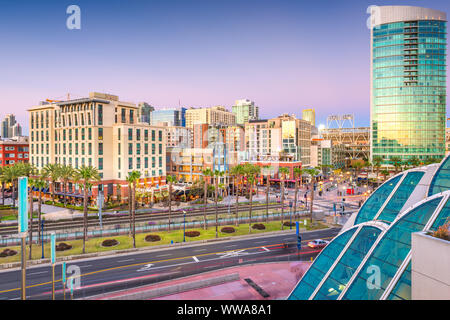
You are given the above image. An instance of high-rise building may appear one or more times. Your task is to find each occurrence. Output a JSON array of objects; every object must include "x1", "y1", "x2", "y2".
[
  {"x1": 1, "y1": 114, "x2": 22, "y2": 138},
  {"x1": 370, "y1": 6, "x2": 447, "y2": 163},
  {"x1": 232, "y1": 99, "x2": 259, "y2": 125},
  {"x1": 138, "y1": 102, "x2": 154, "y2": 124},
  {"x1": 28, "y1": 92, "x2": 166, "y2": 201},
  {"x1": 244, "y1": 114, "x2": 311, "y2": 165},
  {"x1": 151, "y1": 107, "x2": 186, "y2": 127},
  {"x1": 302, "y1": 108, "x2": 316, "y2": 127},
  {"x1": 0, "y1": 136, "x2": 29, "y2": 167},
  {"x1": 185, "y1": 106, "x2": 236, "y2": 129}
]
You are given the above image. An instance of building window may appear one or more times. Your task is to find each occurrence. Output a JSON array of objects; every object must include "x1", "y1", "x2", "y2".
[
  {"x1": 137, "y1": 143, "x2": 141, "y2": 155},
  {"x1": 129, "y1": 110, "x2": 134, "y2": 124},
  {"x1": 118, "y1": 128, "x2": 121, "y2": 140},
  {"x1": 81, "y1": 128, "x2": 85, "y2": 140},
  {"x1": 159, "y1": 144, "x2": 162, "y2": 154},
  {"x1": 144, "y1": 143, "x2": 148, "y2": 155},
  {"x1": 98, "y1": 128, "x2": 103, "y2": 140},
  {"x1": 118, "y1": 143, "x2": 121, "y2": 155},
  {"x1": 118, "y1": 158, "x2": 121, "y2": 170},
  {"x1": 128, "y1": 128, "x2": 133, "y2": 140},
  {"x1": 88, "y1": 143, "x2": 92, "y2": 155},
  {"x1": 144, "y1": 130, "x2": 148, "y2": 141},
  {"x1": 98, "y1": 158, "x2": 103, "y2": 170},
  {"x1": 89, "y1": 128, "x2": 92, "y2": 140},
  {"x1": 98, "y1": 104, "x2": 103, "y2": 125},
  {"x1": 128, "y1": 143, "x2": 133, "y2": 155},
  {"x1": 145, "y1": 157, "x2": 148, "y2": 169},
  {"x1": 121, "y1": 109, "x2": 126, "y2": 123},
  {"x1": 137, "y1": 157, "x2": 141, "y2": 169},
  {"x1": 129, "y1": 157, "x2": 133, "y2": 169},
  {"x1": 159, "y1": 130, "x2": 162, "y2": 141},
  {"x1": 152, "y1": 144, "x2": 155, "y2": 154},
  {"x1": 136, "y1": 129, "x2": 140, "y2": 141},
  {"x1": 99, "y1": 143, "x2": 103, "y2": 155},
  {"x1": 152, "y1": 130, "x2": 155, "y2": 141}
]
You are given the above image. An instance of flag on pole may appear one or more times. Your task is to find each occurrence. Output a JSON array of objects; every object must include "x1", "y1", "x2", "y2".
[{"x1": 51, "y1": 233, "x2": 56, "y2": 264}]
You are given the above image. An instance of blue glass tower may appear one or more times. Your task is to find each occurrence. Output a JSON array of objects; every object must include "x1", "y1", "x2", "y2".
[{"x1": 370, "y1": 6, "x2": 447, "y2": 164}]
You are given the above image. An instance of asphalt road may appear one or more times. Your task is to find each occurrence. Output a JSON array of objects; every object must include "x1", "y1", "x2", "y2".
[{"x1": 0, "y1": 227, "x2": 341, "y2": 300}]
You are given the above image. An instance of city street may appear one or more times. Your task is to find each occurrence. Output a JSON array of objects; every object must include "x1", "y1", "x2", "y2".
[{"x1": 0, "y1": 227, "x2": 341, "y2": 300}]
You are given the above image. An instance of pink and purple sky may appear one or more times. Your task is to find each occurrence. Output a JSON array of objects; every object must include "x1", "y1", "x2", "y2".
[{"x1": 1, "y1": 0, "x2": 449, "y2": 134}]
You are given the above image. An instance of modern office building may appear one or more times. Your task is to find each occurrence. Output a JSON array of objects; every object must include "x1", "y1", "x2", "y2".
[
  {"x1": 151, "y1": 107, "x2": 186, "y2": 127},
  {"x1": 0, "y1": 136, "x2": 29, "y2": 167},
  {"x1": 28, "y1": 92, "x2": 166, "y2": 201},
  {"x1": 370, "y1": 6, "x2": 447, "y2": 164},
  {"x1": 232, "y1": 99, "x2": 259, "y2": 125},
  {"x1": 185, "y1": 106, "x2": 236, "y2": 129},
  {"x1": 138, "y1": 102, "x2": 154, "y2": 124},
  {"x1": 244, "y1": 114, "x2": 311, "y2": 165},
  {"x1": 163, "y1": 125, "x2": 192, "y2": 148},
  {"x1": 288, "y1": 155, "x2": 450, "y2": 300},
  {"x1": 1, "y1": 114, "x2": 22, "y2": 139},
  {"x1": 302, "y1": 109, "x2": 316, "y2": 127}
]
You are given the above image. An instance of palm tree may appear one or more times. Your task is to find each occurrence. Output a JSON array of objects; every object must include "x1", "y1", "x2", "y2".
[
  {"x1": 30, "y1": 176, "x2": 47, "y2": 253},
  {"x1": 42, "y1": 163, "x2": 61, "y2": 204},
  {"x1": 304, "y1": 168, "x2": 320, "y2": 223},
  {"x1": 126, "y1": 174, "x2": 134, "y2": 236},
  {"x1": 279, "y1": 167, "x2": 290, "y2": 230},
  {"x1": 390, "y1": 156, "x2": 402, "y2": 174},
  {"x1": 0, "y1": 167, "x2": 5, "y2": 206},
  {"x1": 408, "y1": 156, "x2": 420, "y2": 168},
  {"x1": 293, "y1": 167, "x2": 303, "y2": 220},
  {"x1": 262, "y1": 165, "x2": 272, "y2": 222},
  {"x1": 213, "y1": 170, "x2": 224, "y2": 238},
  {"x1": 372, "y1": 156, "x2": 382, "y2": 185},
  {"x1": 230, "y1": 165, "x2": 243, "y2": 227},
  {"x1": 166, "y1": 175, "x2": 176, "y2": 232},
  {"x1": 244, "y1": 164, "x2": 260, "y2": 233},
  {"x1": 1, "y1": 165, "x2": 21, "y2": 209},
  {"x1": 126, "y1": 171, "x2": 141, "y2": 248},
  {"x1": 75, "y1": 166, "x2": 100, "y2": 254},
  {"x1": 381, "y1": 169, "x2": 390, "y2": 181},
  {"x1": 201, "y1": 168, "x2": 213, "y2": 230},
  {"x1": 59, "y1": 165, "x2": 75, "y2": 207}
]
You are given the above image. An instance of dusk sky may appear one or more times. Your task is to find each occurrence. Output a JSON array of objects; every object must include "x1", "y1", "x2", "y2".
[{"x1": 1, "y1": 0, "x2": 449, "y2": 134}]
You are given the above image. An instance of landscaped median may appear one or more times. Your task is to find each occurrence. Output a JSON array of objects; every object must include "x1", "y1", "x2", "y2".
[{"x1": 0, "y1": 220, "x2": 328, "y2": 264}]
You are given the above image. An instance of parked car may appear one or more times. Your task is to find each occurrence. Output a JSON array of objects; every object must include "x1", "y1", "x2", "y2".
[{"x1": 307, "y1": 239, "x2": 329, "y2": 249}]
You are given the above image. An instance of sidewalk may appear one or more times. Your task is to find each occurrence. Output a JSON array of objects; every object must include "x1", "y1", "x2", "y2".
[{"x1": 93, "y1": 261, "x2": 311, "y2": 300}]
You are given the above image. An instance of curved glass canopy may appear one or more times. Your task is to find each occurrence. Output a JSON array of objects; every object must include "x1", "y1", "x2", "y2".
[{"x1": 428, "y1": 156, "x2": 450, "y2": 196}]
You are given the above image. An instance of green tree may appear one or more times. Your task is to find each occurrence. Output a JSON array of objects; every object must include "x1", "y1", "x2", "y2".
[
  {"x1": 372, "y1": 156, "x2": 382, "y2": 185},
  {"x1": 213, "y1": 170, "x2": 224, "y2": 238},
  {"x1": 390, "y1": 156, "x2": 402, "y2": 174},
  {"x1": 42, "y1": 163, "x2": 61, "y2": 204},
  {"x1": 127, "y1": 171, "x2": 141, "y2": 247},
  {"x1": 59, "y1": 165, "x2": 75, "y2": 207},
  {"x1": 244, "y1": 164, "x2": 260, "y2": 233},
  {"x1": 75, "y1": 166, "x2": 101, "y2": 254},
  {"x1": 166, "y1": 175, "x2": 177, "y2": 233},
  {"x1": 230, "y1": 165, "x2": 244, "y2": 227},
  {"x1": 408, "y1": 156, "x2": 420, "y2": 168},
  {"x1": 262, "y1": 165, "x2": 273, "y2": 222},
  {"x1": 201, "y1": 168, "x2": 213, "y2": 230},
  {"x1": 304, "y1": 168, "x2": 320, "y2": 223},
  {"x1": 1, "y1": 164, "x2": 21, "y2": 209},
  {"x1": 279, "y1": 167, "x2": 290, "y2": 230},
  {"x1": 293, "y1": 167, "x2": 303, "y2": 220},
  {"x1": 29, "y1": 175, "x2": 47, "y2": 254}
]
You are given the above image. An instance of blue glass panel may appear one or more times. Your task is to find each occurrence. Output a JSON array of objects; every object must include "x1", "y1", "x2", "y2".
[
  {"x1": 355, "y1": 175, "x2": 402, "y2": 225},
  {"x1": 428, "y1": 156, "x2": 450, "y2": 196},
  {"x1": 387, "y1": 263, "x2": 411, "y2": 300},
  {"x1": 342, "y1": 197, "x2": 442, "y2": 300},
  {"x1": 288, "y1": 228, "x2": 356, "y2": 300},
  {"x1": 377, "y1": 172, "x2": 424, "y2": 223},
  {"x1": 313, "y1": 226, "x2": 381, "y2": 300},
  {"x1": 430, "y1": 198, "x2": 450, "y2": 231}
]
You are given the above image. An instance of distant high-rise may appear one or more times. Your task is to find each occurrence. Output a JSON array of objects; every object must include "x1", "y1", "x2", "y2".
[
  {"x1": 370, "y1": 6, "x2": 447, "y2": 163},
  {"x1": 151, "y1": 107, "x2": 186, "y2": 127},
  {"x1": 1, "y1": 114, "x2": 22, "y2": 138},
  {"x1": 138, "y1": 102, "x2": 154, "y2": 124},
  {"x1": 302, "y1": 109, "x2": 315, "y2": 127},
  {"x1": 232, "y1": 99, "x2": 259, "y2": 125},
  {"x1": 185, "y1": 106, "x2": 236, "y2": 129}
]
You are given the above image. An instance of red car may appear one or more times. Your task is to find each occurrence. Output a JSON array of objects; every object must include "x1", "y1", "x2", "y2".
[{"x1": 307, "y1": 239, "x2": 329, "y2": 249}]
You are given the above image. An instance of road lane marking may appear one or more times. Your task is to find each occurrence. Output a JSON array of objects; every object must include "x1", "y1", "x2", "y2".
[
  {"x1": 0, "y1": 234, "x2": 336, "y2": 295},
  {"x1": 28, "y1": 271, "x2": 48, "y2": 276},
  {"x1": 155, "y1": 253, "x2": 171, "y2": 257},
  {"x1": 117, "y1": 259, "x2": 134, "y2": 263},
  {"x1": 261, "y1": 247, "x2": 270, "y2": 252},
  {"x1": 194, "y1": 249, "x2": 206, "y2": 252},
  {"x1": 192, "y1": 256, "x2": 199, "y2": 262},
  {"x1": 80, "y1": 265, "x2": 92, "y2": 268}
]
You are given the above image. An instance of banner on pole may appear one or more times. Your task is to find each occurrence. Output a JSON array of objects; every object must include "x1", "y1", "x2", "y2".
[
  {"x1": 62, "y1": 262, "x2": 66, "y2": 284},
  {"x1": 51, "y1": 233, "x2": 56, "y2": 264},
  {"x1": 18, "y1": 177, "x2": 28, "y2": 233}
]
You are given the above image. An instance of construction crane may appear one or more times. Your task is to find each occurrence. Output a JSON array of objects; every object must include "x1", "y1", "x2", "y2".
[{"x1": 45, "y1": 93, "x2": 72, "y2": 103}]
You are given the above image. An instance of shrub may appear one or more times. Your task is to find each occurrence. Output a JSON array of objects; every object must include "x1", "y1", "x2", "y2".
[
  {"x1": 185, "y1": 231, "x2": 200, "y2": 237},
  {"x1": 55, "y1": 243, "x2": 72, "y2": 252},
  {"x1": 252, "y1": 223, "x2": 266, "y2": 230},
  {"x1": 221, "y1": 227, "x2": 236, "y2": 234},
  {"x1": 145, "y1": 234, "x2": 161, "y2": 242},
  {"x1": 283, "y1": 222, "x2": 296, "y2": 227},
  {"x1": 101, "y1": 239, "x2": 119, "y2": 247},
  {"x1": 432, "y1": 223, "x2": 450, "y2": 241},
  {"x1": 0, "y1": 248, "x2": 17, "y2": 258}
]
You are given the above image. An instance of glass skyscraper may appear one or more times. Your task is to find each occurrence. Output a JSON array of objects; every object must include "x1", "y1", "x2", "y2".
[
  {"x1": 151, "y1": 107, "x2": 186, "y2": 127},
  {"x1": 370, "y1": 6, "x2": 447, "y2": 163}
]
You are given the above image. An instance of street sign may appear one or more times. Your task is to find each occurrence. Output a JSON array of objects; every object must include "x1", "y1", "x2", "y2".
[
  {"x1": 18, "y1": 177, "x2": 28, "y2": 233},
  {"x1": 50, "y1": 233, "x2": 56, "y2": 264}
]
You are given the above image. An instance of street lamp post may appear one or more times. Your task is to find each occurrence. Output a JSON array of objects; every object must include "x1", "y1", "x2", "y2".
[{"x1": 41, "y1": 219, "x2": 45, "y2": 259}]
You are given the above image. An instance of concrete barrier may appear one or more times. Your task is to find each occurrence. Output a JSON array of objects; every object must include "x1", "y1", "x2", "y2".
[{"x1": 106, "y1": 273, "x2": 240, "y2": 300}]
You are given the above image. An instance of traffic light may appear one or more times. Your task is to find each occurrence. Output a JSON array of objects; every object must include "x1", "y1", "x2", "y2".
[{"x1": 297, "y1": 234, "x2": 302, "y2": 250}]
